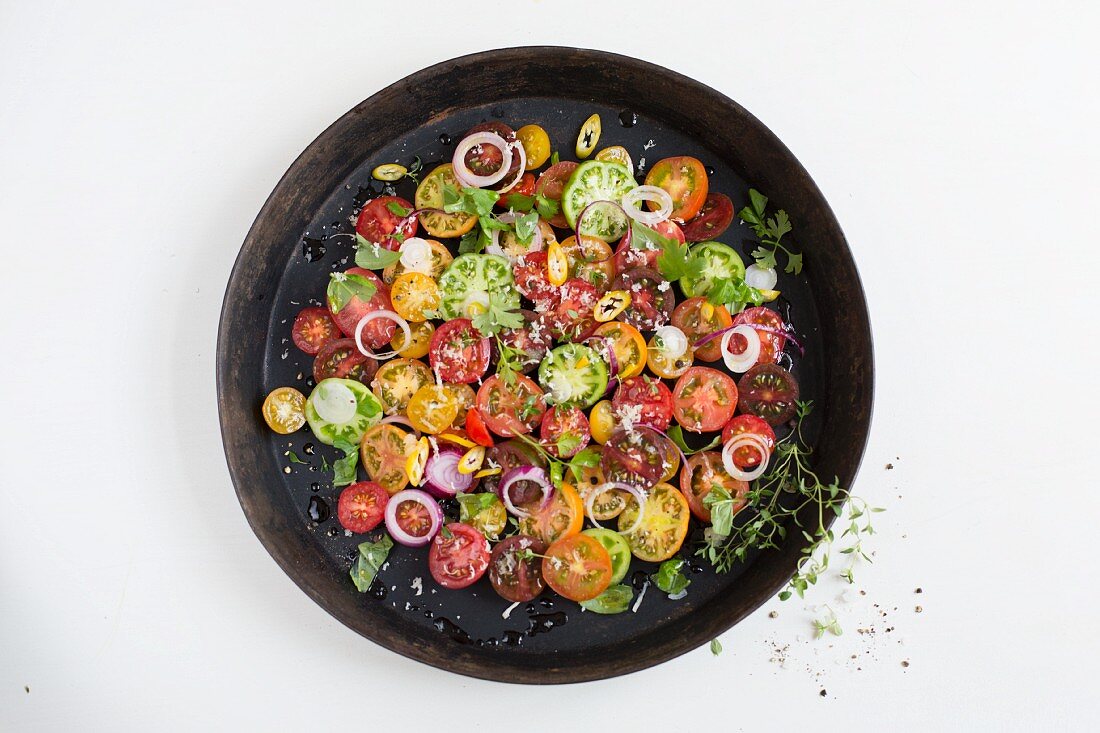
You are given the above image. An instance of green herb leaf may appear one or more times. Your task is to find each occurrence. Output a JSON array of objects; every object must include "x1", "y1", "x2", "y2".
[
  {"x1": 326, "y1": 272, "x2": 377, "y2": 313},
  {"x1": 567, "y1": 446, "x2": 602, "y2": 482},
  {"x1": 332, "y1": 439, "x2": 359, "y2": 487},
  {"x1": 287, "y1": 451, "x2": 307, "y2": 465},
  {"x1": 471, "y1": 293, "x2": 525, "y2": 337},
  {"x1": 710, "y1": 639, "x2": 723, "y2": 656},
  {"x1": 632, "y1": 220, "x2": 703, "y2": 282},
  {"x1": 444, "y1": 185, "x2": 500, "y2": 217},
  {"x1": 654, "y1": 558, "x2": 691, "y2": 596},
  {"x1": 457, "y1": 492, "x2": 500, "y2": 523},
  {"x1": 354, "y1": 234, "x2": 402, "y2": 269},
  {"x1": 350, "y1": 535, "x2": 392, "y2": 592},
  {"x1": 579, "y1": 584, "x2": 633, "y2": 614},
  {"x1": 748, "y1": 189, "x2": 768, "y2": 217},
  {"x1": 667, "y1": 425, "x2": 722, "y2": 456},
  {"x1": 385, "y1": 200, "x2": 411, "y2": 217},
  {"x1": 513, "y1": 212, "x2": 539, "y2": 245},
  {"x1": 535, "y1": 194, "x2": 560, "y2": 220},
  {"x1": 458, "y1": 228, "x2": 484, "y2": 254},
  {"x1": 549, "y1": 461, "x2": 564, "y2": 488},
  {"x1": 500, "y1": 192, "x2": 536, "y2": 212},
  {"x1": 707, "y1": 276, "x2": 765, "y2": 312},
  {"x1": 550, "y1": 151, "x2": 560, "y2": 165}
]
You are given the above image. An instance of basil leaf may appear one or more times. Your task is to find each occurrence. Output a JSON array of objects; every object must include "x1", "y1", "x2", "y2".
[
  {"x1": 513, "y1": 212, "x2": 539, "y2": 245},
  {"x1": 703, "y1": 485, "x2": 736, "y2": 536},
  {"x1": 332, "y1": 439, "x2": 359, "y2": 487},
  {"x1": 567, "y1": 446, "x2": 602, "y2": 482},
  {"x1": 326, "y1": 272, "x2": 376, "y2": 313},
  {"x1": 354, "y1": 234, "x2": 402, "y2": 269},
  {"x1": 350, "y1": 535, "x2": 392, "y2": 592},
  {"x1": 710, "y1": 639, "x2": 723, "y2": 656},
  {"x1": 580, "y1": 584, "x2": 633, "y2": 614},
  {"x1": 654, "y1": 558, "x2": 691, "y2": 596},
  {"x1": 385, "y1": 200, "x2": 410, "y2": 217},
  {"x1": 748, "y1": 188, "x2": 768, "y2": 217}
]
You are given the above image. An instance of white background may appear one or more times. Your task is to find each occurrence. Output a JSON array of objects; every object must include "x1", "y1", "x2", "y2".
[{"x1": 2, "y1": 1, "x2": 1098, "y2": 730}]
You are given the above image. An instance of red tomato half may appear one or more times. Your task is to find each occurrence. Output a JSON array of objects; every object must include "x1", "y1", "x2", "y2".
[
  {"x1": 292, "y1": 306, "x2": 341, "y2": 355},
  {"x1": 644, "y1": 156, "x2": 709, "y2": 221},
  {"x1": 476, "y1": 375, "x2": 547, "y2": 437},
  {"x1": 336, "y1": 482, "x2": 389, "y2": 533},
  {"x1": 672, "y1": 366, "x2": 738, "y2": 433},
  {"x1": 536, "y1": 161, "x2": 579, "y2": 228},
  {"x1": 721, "y1": 414, "x2": 777, "y2": 468},
  {"x1": 429, "y1": 318, "x2": 490, "y2": 384},
  {"x1": 539, "y1": 406, "x2": 592, "y2": 459},
  {"x1": 489, "y1": 535, "x2": 547, "y2": 603},
  {"x1": 513, "y1": 251, "x2": 560, "y2": 308},
  {"x1": 312, "y1": 338, "x2": 378, "y2": 385},
  {"x1": 355, "y1": 196, "x2": 418, "y2": 252},
  {"x1": 681, "y1": 193, "x2": 735, "y2": 242},
  {"x1": 610, "y1": 268, "x2": 676, "y2": 331},
  {"x1": 330, "y1": 268, "x2": 396, "y2": 349},
  {"x1": 465, "y1": 409, "x2": 494, "y2": 447},
  {"x1": 612, "y1": 375, "x2": 674, "y2": 432},
  {"x1": 681, "y1": 452, "x2": 747, "y2": 522},
  {"x1": 499, "y1": 173, "x2": 537, "y2": 209},
  {"x1": 538, "y1": 278, "x2": 600, "y2": 342},
  {"x1": 429, "y1": 523, "x2": 491, "y2": 590}
]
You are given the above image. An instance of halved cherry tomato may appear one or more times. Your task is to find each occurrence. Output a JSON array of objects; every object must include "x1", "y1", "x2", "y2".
[
  {"x1": 721, "y1": 414, "x2": 777, "y2": 468},
  {"x1": 370, "y1": 357, "x2": 433, "y2": 415},
  {"x1": 539, "y1": 406, "x2": 591, "y2": 458},
  {"x1": 617, "y1": 482, "x2": 690, "y2": 562},
  {"x1": 682, "y1": 193, "x2": 735, "y2": 242},
  {"x1": 428, "y1": 318, "x2": 490, "y2": 384},
  {"x1": 646, "y1": 333, "x2": 694, "y2": 379},
  {"x1": 559, "y1": 234, "x2": 615, "y2": 289},
  {"x1": 337, "y1": 481, "x2": 389, "y2": 533},
  {"x1": 390, "y1": 272, "x2": 440, "y2": 323},
  {"x1": 359, "y1": 424, "x2": 416, "y2": 494},
  {"x1": 382, "y1": 239, "x2": 453, "y2": 284},
  {"x1": 672, "y1": 297, "x2": 733, "y2": 362},
  {"x1": 612, "y1": 375, "x2": 674, "y2": 432},
  {"x1": 672, "y1": 366, "x2": 739, "y2": 433},
  {"x1": 462, "y1": 122, "x2": 519, "y2": 184},
  {"x1": 465, "y1": 408, "x2": 494, "y2": 447},
  {"x1": 407, "y1": 384, "x2": 460, "y2": 434},
  {"x1": 535, "y1": 161, "x2": 579, "y2": 228},
  {"x1": 330, "y1": 268, "x2": 396, "y2": 349},
  {"x1": 516, "y1": 124, "x2": 551, "y2": 169},
  {"x1": 600, "y1": 427, "x2": 672, "y2": 489},
  {"x1": 428, "y1": 523, "x2": 491, "y2": 590},
  {"x1": 496, "y1": 309, "x2": 551, "y2": 374},
  {"x1": 313, "y1": 338, "x2": 378, "y2": 386},
  {"x1": 391, "y1": 491, "x2": 435, "y2": 539},
  {"x1": 681, "y1": 452, "x2": 748, "y2": 522},
  {"x1": 513, "y1": 251, "x2": 560, "y2": 308},
  {"x1": 392, "y1": 320, "x2": 434, "y2": 359},
  {"x1": 355, "y1": 196, "x2": 418, "y2": 251},
  {"x1": 475, "y1": 375, "x2": 546, "y2": 437},
  {"x1": 589, "y1": 400, "x2": 617, "y2": 445},
  {"x1": 415, "y1": 164, "x2": 478, "y2": 238},
  {"x1": 737, "y1": 363, "x2": 800, "y2": 426},
  {"x1": 489, "y1": 535, "x2": 547, "y2": 602},
  {"x1": 538, "y1": 279, "x2": 599, "y2": 342},
  {"x1": 541, "y1": 533, "x2": 613, "y2": 602},
  {"x1": 517, "y1": 482, "x2": 584, "y2": 545},
  {"x1": 291, "y1": 307, "x2": 341, "y2": 355},
  {"x1": 614, "y1": 219, "x2": 685, "y2": 272},
  {"x1": 592, "y1": 321, "x2": 647, "y2": 379},
  {"x1": 262, "y1": 387, "x2": 306, "y2": 434},
  {"x1": 731, "y1": 306, "x2": 788, "y2": 366},
  {"x1": 644, "y1": 156, "x2": 709, "y2": 221},
  {"x1": 448, "y1": 384, "x2": 476, "y2": 427},
  {"x1": 610, "y1": 268, "x2": 675, "y2": 331}
]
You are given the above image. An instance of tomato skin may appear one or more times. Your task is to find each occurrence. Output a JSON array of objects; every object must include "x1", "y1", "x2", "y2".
[
  {"x1": 612, "y1": 375, "x2": 674, "y2": 432},
  {"x1": 682, "y1": 193, "x2": 735, "y2": 242},
  {"x1": 370, "y1": 357, "x2": 433, "y2": 415},
  {"x1": 681, "y1": 452, "x2": 748, "y2": 522},
  {"x1": 731, "y1": 306, "x2": 787, "y2": 366},
  {"x1": 672, "y1": 366, "x2": 739, "y2": 433},
  {"x1": 517, "y1": 482, "x2": 584, "y2": 545},
  {"x1": 539, "y1": 406, "x2": 592, "y2": 459},
  {"x1": 644, "y1": 156, "x2": 709, "y2": 221},
  {"x1": 721, "y1": 414, "x2": 777, "y2": 467},
  {"x1": 428, "y1": 523, "x2": 491, "y2": 590},
  {"x1": 463, "y1": 122, "x2": 520, "y2": 185},
  {"x1": 465, "y1": 409, "x2": 494, "y2": 447},
  {"x1": 489, "y1": 535, "x2": 547, "y2": 603},
  {"x1": 355, "y1": 196, "x2": 417, "y2": 251},
  {"x1": 498, "y1": 172, "x2": 537, "y2": 209},
  {"x1": 475, "y1": 375, "x2": 546, "y2": 437},
  {"x1": 336, "y1": 481, "x2": 389, "y2": 533},
  {"x1": 429, "y1": 318, "x2": 490, "y2": 384},
  {"x1": 671, "y1": 297, "x2": 733, "y2": 363},
  {"x1": 614, "y1": 219, "x2": 684, "y2": 272},
  {"x1": 541, "y1": 534, "x2": 613, "y2": 602},
  {"x1": 312, "y1": 338, "x2": 379, "y2": 386},
  {"x1": 617, "y1": 482, "x2": 690, "y2": 562},
  {"x1": 331, "y1": 268, "x2": 396, "y2": 349},
  {"x1": 600, "y1": 427, "x2": 673, "y2": 489},
  {"x1": 536, "y1": 161, "x2": 579, "y2": 228},
  {"x1": 291, "y1": 307, "x2": 341, "y2": 355}
]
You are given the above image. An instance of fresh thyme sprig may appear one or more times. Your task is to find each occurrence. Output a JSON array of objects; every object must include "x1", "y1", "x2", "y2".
[{"x1": 698, "y1": 401, "x2": 883, "y2": 600}]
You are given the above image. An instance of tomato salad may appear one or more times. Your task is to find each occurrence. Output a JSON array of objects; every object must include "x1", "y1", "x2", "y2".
[{"x1": 263, "y1": 115, "x2": 805, "y2": 614}]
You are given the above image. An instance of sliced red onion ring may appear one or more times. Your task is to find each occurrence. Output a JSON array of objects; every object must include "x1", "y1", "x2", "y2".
[
  {"x1": 487, "y1": 210, "x2": 543, "y2": 259},
  {"x1": 584, "y1": 482, "x2": 648, "y2": 535},
  {"x1": 602, "y1": 375, "x2": 619, "y2": 398},
  {"x1": 745, "y1": 264, "x2": 778, "y2": 290},
  {"x1": 576, "y1": 200, "x2": 630, "y2": 243},
  {"x1": 384, "y1": 489, "x2": 443, "y2": 547},
  {"x1": 452, "y1": 132, "x2": 513, "y2": 188},
  {"x1": 720, "y1": 325, "x2": 761, "y2": 373},
  {"x1": 722, "y1": 433, "x2": 771, "y2": 481},
  {"x1": 695, "y1": 322, "x2": 803, "y2": 355},
  {"x1": 423, "y1": 448, "x2": 474, "y2": 498},
  {"x1": 354, "y1": 310, "x2": 412, "y2": 360},
  {"x1": 496, "y1": 141, "x2": 528, "y2": 194},
  {"x1": 498, "y1": 465, "x2": 553, "y2": 518},
  {"x1": 584, "y1": 336, "x2": 619, "y2": 375},
  {"x1": 621, "y1": 185, "x2": 673, "y2": 226}
]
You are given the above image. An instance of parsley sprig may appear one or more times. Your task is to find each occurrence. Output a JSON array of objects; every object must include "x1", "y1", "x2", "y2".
[
  {"x1": 698, "y1": 401, "x2": 883, "y2": 601},
  {"x1": 444, "y1": 184, "x2": 540, "y2": 254},
  {"x1": 470, "y1": 292, "x2": 525, "y2": 337},
  {"x1": 739, "y1": 189, "x2": 803, "y2": 274},
  {"x1": 629, "y1": 220, "x2": 705, "y2": 282}
]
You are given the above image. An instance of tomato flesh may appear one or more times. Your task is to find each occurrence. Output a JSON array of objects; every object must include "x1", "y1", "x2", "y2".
[
  {"x1": 737, "y1": 363, "x2": 800, "y2": 426},
  {"x1": 337, "y1": 481, "x2": 389, "y2": 533},
  {"x1": 429, "y1": 318, "x2": 491, "y2": 384},
  {"x1": 681, "y1": 452, "x2": 747, "y2": 522},
  {"x1": 644, "y1": 156, "x2": 709, "y2": 221},
  {"x1": 489, "y1": 535, "x2": 547, "y2": 603},
  {"x1": 682, "y1": 193, "x2": 735, "y2": 242},
  {"x1": 541, "y1": 534, "x2": 613, "y2": 602},
  {"x1": 539, "y1": 406, "x2": 592, "y2": 459},
  {"x1": 355, "y1": 196, "x2": 417, "y2": 251},
  {"x1": 536, "y1": 161, "x2": 579, "y2": 228},
  {"x1": 292, "y1": 307, "x2": 341, "y2": 355},
  {"x1": 313, "y1": 338, "x2": 378, "y2": 386},
  {"x1": 671, "y1": 297, "x2": 733, "y2": 363},
  {"x1": 612, "y1": 375, "x2": 674, "y2": 432},
  {"x1": 475, "y1": 375, "x2": 546, "y2": 437},
  {"x1": 672, "y1": 366, "x2": 738, "y2": 433},
  {"x1": 610, "y1": 268, "x2": 675, "y2": 331},
  {"x1": 721, "y1": 414, "x2": 777, "y2": 468},
  {"x1": 429, "y1": 523, "x2": 491, "y2": 590}
]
